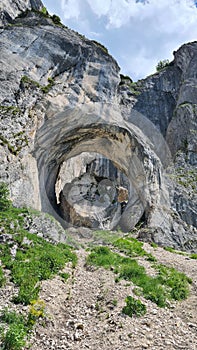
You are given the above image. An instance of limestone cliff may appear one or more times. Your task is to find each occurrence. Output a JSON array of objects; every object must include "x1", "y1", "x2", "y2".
[{"x1": 0, "y1": 0, "x2": 196, "y2": 251}]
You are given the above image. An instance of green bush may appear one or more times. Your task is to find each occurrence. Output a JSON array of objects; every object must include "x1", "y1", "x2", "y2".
[
  {"x1": 156, "y1": 59, "x2": 170, "y2": 72},
  {"x1": 122, "y1": 296, "x2": 146, "y2": 317},
  {"x1": 51, "y1": 14, "x2": 61, "y2": 24},
  {"x1": 0, "y1": 266, "x2": 5, "y2": 287},
  {"x1": 59, "y1": 272, "x2": 70, "y2": 282},
  {"x1": 113, "y1": 237, "x2": 145, "y2": 257},
  {"x1": 86, "y1": 246, "x2": 120, "y2": 268},
  {"x1": 1, "y1": 323, "x2": 27, "y2": 350},
  {"x1": 27, "y1": 299, "x2": 46, "y2": 327},
  {"x1": 0, "y1": 309, "x2": 25, "y2": 326},
  {"x1": 190, "y1": 254, "x2": 197, "y2": 259},
  {"x1": 155, "y1": 264, "x2": 191, "y2": 301},
  {"x1": 40, "y1": 6, "x2": 48, "y2": 15},
  {"x1": 0, "y1": 183, "x2": 11, "y2": 211}
]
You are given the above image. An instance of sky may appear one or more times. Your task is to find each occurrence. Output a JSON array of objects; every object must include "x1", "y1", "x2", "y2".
[{"x1": 42, "y1": 0, "x2": 197, "y2": 81}]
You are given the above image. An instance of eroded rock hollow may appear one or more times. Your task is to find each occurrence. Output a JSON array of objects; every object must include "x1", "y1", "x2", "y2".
[{"x1": 34, "y1": 104, "x2": 165, "y2": 232}]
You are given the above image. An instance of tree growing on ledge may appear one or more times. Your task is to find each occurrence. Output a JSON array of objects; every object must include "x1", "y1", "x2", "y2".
[{"x1": 156, "y1": 59, "x2": 170, "y2": 72}]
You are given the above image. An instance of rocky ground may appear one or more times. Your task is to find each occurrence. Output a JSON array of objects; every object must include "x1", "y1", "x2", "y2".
[{"x1": 18, "y1": 234, "x2": 197, "y2": 350}]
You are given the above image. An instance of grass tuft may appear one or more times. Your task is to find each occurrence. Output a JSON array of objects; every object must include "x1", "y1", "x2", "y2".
[
  {"x1": 86, "y1": 244, "x2": 191, "y2": 307},
  {"x1": 122, "y1": 296, "x2": 146, "y2": 317},
  {"x1": 190, "y1": 254, "x2": 197, "y2": 260}
]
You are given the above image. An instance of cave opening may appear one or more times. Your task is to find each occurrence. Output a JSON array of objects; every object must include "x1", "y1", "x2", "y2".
[
  {"x1": 34, "y1": 107, "x2": 155, "y2": 232},
  {"x1": 55, "y1": 152, "x2": 130, "y2": 230}
]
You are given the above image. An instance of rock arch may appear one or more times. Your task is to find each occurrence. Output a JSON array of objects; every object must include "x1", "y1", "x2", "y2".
[{"x1": 34, "y1": 103, "x2": 166, "y2": 231}]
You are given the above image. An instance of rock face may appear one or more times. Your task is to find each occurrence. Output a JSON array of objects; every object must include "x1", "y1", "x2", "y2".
[
  {"x1": 0, "y1": 0, "x2": 196, "y2": 251},
  {"x1": 0, "y1": 0, "x2": 43, "y2": 26}
]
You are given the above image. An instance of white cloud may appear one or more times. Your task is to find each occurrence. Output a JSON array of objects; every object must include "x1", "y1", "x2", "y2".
[
  {"x1": 54, "y1": 0, "x2": 197, "y2": 79},
  {"x1": 60, "y1": 0, "x2": 81, "y2": 19},
  {"x1": 85, "y1": 0, "x2": 197, "y2": 30},
  {"x1": 85, "y1": 0, "x2": 111, "y2": 17}
]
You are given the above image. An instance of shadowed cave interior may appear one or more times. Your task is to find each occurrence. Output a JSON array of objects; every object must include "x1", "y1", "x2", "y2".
[{"x1": 55, "y1": 152, "x2": 130, "y2": 230}]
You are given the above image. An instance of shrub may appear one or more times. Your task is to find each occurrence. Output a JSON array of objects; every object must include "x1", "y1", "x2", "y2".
[
  {"x1": 59, "y1": 272, "x2": 70, "y2": 282},
  {"x1": 0, "y1": 266, "x2": 5, "y2": 287},
  {"x1": 40, "y1": 6, "x2": 48, "y2": 16},
  {"x1": 51, "y1": 14, "x2": 61, "y2": 24},
  {"x1": 27, "y1": 299, "x2": 46, "y2": 327},
  {"x1": 0, "y1": 310, "x2": 28, "y2": 350},
  {"x1": 0, "y1": 183, "x2": 11, "y2": 211},
  {"x1": 0, "y1": 309, "x2": 25, "y2": 325},
  {"x1": 86, "y1": 246, "x2": 120, "y2": 268},
  {"x1": 122, "y1": 296, "x2": 146, "y2": 317},
  {"x1": 190, "y1": 254, "x2": 197, "y2": 259},
  {"x1": 91, "y1": 40, "x2": 108, "y2": 54},
  {"x1": 1, "y1": 323, "x2": 27, "y2": 350},
  {"x1": 164, "y1": 246, "x2": 176, "y2": 253},
  {"x1": 156, "y1": 59, "x2": 170, "y2": 72}
]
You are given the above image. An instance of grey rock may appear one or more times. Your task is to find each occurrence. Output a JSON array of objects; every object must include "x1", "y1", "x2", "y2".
[
  {"x1": 23, "y1": 211, "x2": 67, "y2": 243},
  {"x1": 0, "y1": 0, "x2": 43, "y2": 26},
  {"x1": 0, "y1": 4, "x2": 196, "y2": 251}
]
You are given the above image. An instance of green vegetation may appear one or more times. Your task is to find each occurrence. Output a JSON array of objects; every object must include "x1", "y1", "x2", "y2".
[
  {"x1": 119, "y1": 74, "x2": 141, "y2": 95},
  {"x1": 0, "y1": 183, "x2": 76, "y2": 305},
  {"x1": 113, "y1": 237, "x2": 156, "y2": 261},
  {"x1": 21, "y1": 75, "x2": 40, "y2": 88},
  {"x1": 1, "y1": 323, "x2": 27, "y2": 350},
  {"x1": 0, "y1": 301, "x2": 46, "y2": 350},
  {"x1": 122, "y1": 296, "x2": 146, "y2": 317},
  {"x1": 10, "y1": 242, "x2": 73, "y2": 304},
  {"x1": 0, "y1": 105, "x2": 20, "y2": 115},
  {"x1": 0, "y1": 182, "x2": 11, "y2": 211},
  {"x1": 0, "y1": 135, "x2": 17, "y2": 155},
  {"x1": 51, "y1": 14, "x2": 61, "y2": 25},
  {"x1": 164, "y1": 246, "x2": 175, "y2": 253},
  {"x1": 21, "y1": 76, "x2": 55, "y2": 94},
  {"x1": 40, "y1": 6, "x2": 48, "y2": 16},
  {"x1": 164, "y1": 246, "x2": 187, "y2": 256},
  {"x1": 91, "y1": 40, "x2": 108, "y2": 54},
  {"x1": 150, "y1": 242, "x2": 158, "y2": 248},
  {"x1": 0, "y1": 183, "x2": 77, "y2": 348},
  {"x1": 0, "y1": 131, "x2": 28, "y2": 156},
  {"x1": 0, "y1": 265, "x2": 5, "y2": 287},
  {"x1": 171, "y1": 167, "x2": 197, "y2": 192},
  {"x1": 156, "y1": 59, "x2": 170, "y2": 72},
  {"x1": 86, "y1": 244, "x2": 191, "y2": 308},
  {"x1": 17, "y1": 6, "x2": 63, "y2": 26},
  {"x1": 190, "y1": 254, "x2": 197, "y2": 259},
  {"x1": 27, "y1": 299, "x2": 46, "y2": 326},
  {"x1": 0, "y1": 309, "x2": 28, "y2": 350},
  {"x1": 112, "y1": 299, "x2": 118, "y2": 306},
  {"x1": 41, "y1": 77, "x2": 55, "y2": 93},
  {"x1": 59, "y1": 272, "x2": 70, "y2": 282}
]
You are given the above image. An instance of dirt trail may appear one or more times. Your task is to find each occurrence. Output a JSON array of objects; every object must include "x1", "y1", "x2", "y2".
[{"x1": 27, "y1": 243, "x2": 197, "y2": 350}]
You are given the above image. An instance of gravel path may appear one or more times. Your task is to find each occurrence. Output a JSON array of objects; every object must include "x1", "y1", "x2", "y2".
[{"x1": 25, "y1": 245, "x2": 197, "y2": 350}]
